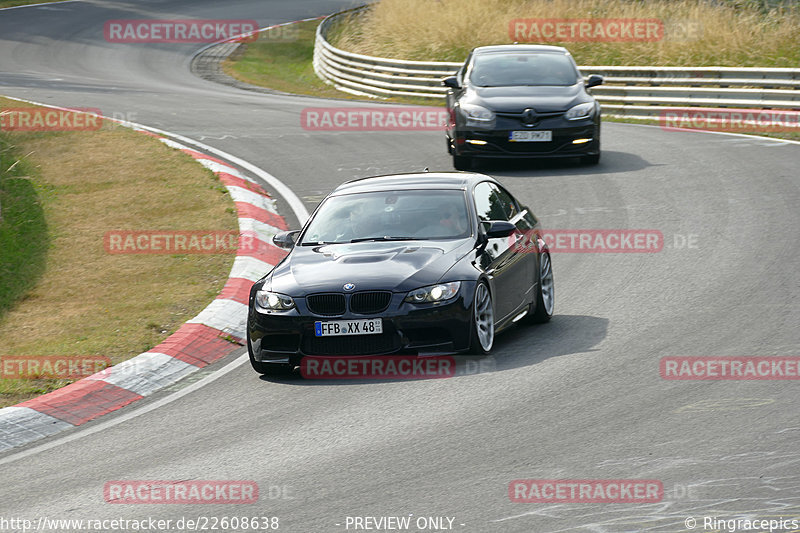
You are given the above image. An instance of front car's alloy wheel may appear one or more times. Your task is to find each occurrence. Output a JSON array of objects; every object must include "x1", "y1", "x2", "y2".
[
  {"x1": 530, "y1": 250, "x2": 554, "y2": 323},
  {"x1": 469, "y1": 282, "x2": 494, "y2": 354}
]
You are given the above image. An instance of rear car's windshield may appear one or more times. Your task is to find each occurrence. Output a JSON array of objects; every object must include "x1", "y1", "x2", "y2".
[
  {"x1": 301, "y1": 189, "x2": 471, "y2": 244},
  {"x1": 470, "y1": 52, "x2": 579, "y2": 87}
]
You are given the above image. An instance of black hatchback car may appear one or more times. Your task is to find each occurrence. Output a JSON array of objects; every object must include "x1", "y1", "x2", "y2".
[
  {"x1": 247, "y1": 172, "x2": 554, "y2": 376},
  {"x1": 443, "y1": 45, "x2": 603, "y2": 169}
]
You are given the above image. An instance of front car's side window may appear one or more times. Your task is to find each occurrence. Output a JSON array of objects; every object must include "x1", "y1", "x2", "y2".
[{"x1": 474, "y1": 182, "x2": 511, "y2": 222}]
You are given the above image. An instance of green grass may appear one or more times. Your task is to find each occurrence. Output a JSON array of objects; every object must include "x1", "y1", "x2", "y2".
[
  {"x1": 0, "y1": 0, "x2": 65, "y2": 8},
  {"x1": 0, "y1": 99, "x2": 238, "y2": 407},
  {"x1": 223, "y1": 19, "x2": 439, "y2": 106},
  {"x1": 0, "y1": 134, "x2": 49, "y2": 316},
  {"x1": 331, "y1": 0, "x2": 800, "y2": 66}
]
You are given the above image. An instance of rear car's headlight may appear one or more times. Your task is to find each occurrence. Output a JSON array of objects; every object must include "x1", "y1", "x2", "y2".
[
  {"x1": 255, "y1": 291, "x2": 295, "y2": 311},
  {"x1": 404, "y1": 282, "x2": 461, "y2": 303},
  {"x1": 460, "y1": 104, "x2": 495, "y2": 128},
  {"x1": 565, "y1": 102, "x2": 595, "y2": 120}
]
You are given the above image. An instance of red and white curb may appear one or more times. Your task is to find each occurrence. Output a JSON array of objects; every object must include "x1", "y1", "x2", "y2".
[{"x1": 0, "y1": 120, "x2": 289, "y2": 452}]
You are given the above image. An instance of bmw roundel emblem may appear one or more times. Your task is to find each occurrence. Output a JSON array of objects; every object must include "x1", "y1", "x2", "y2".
[{"x1": 343, "y1": 283, "x2": 355, "y2": 291}]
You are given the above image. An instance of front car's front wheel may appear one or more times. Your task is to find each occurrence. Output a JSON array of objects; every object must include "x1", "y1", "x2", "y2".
[
  {"x1": 468, "y1": 281, "x2": 495, "y2": 354},
  {"x1": 529, "y1": 250, "x2": 554, "y2": 323}
]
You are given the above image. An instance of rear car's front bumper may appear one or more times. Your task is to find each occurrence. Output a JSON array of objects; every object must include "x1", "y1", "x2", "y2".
[{"x1": 451, "y1": 115, "x2": 600, "y2": 159}]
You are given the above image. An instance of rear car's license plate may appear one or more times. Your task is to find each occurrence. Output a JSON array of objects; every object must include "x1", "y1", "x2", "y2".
[
  {"x1": 315, "y1": 318, "x2": 383, "y2": 337},
  {"x1": 509, "y1": 130, "x2": 552, "y2": 142}
]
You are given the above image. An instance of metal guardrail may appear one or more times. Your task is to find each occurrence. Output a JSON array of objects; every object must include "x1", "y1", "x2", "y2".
[{"x1": 313, "y1": 6, "x2": 800, "y2": 119}]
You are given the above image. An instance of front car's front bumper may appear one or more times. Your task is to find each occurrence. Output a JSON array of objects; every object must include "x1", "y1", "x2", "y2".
[{"x1": 247, "y1": 281, "x2": 478, "y2": 366}]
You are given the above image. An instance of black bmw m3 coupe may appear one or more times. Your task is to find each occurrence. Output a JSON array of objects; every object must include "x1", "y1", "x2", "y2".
[
  {"x1": 247, "y1": 172, "x2": 554, "y2": 375},
  {"x1": 443, "y1": 44, "x2": 603, "y2": 169}
]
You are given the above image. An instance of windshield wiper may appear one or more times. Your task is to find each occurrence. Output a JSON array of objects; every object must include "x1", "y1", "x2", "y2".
[
  {"x1": 349, "y1": 236, "x2": 422, "y2": 243},
  {"x1": 299, "y1": 241, "x2": 345, "y2": 246}
]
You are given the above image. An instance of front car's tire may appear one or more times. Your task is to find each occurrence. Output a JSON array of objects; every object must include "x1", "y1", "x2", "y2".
[
  {"x1": 529, "y1": 250, "x2": 554, "y2": 323},
  {"x1": 467, "y1": 281, "x2": 495, "y2": 354}
]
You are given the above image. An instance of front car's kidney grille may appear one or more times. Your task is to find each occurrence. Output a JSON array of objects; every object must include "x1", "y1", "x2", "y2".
[
  {"x1": 306, "y1": 293, "x2": 346, "y2": 316},
  {"x1": 349, "y1": 291, "x2": 392, "y2": 314}
]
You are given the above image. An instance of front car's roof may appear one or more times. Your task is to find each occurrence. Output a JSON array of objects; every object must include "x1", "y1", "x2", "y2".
[
  {"x1": 332, "y1": 172, "x2": 494, "y2": 195},
  {"x1": 472, "y1": 44, "x2": 569, "y2": 55}
]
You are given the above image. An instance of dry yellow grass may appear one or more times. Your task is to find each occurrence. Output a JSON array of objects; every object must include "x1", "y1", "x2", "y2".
[
  {"x1": 331, "y1": 0, "x2": 800, "y2": 66},
  {"x1": 0, "y1": 98, "x2": 238, "y2": 406}
]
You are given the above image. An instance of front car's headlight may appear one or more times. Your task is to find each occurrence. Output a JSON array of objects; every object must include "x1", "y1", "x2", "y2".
[
  {"x1": 255, "y1": 291, "x2": 295, "y2": 311},
  {"x1": 404, "y1": 282, "x2": 461, "y2": 303},
  {"x1": 565, "y1": 102, "x2": 595, "y2": 120},
  {"x1": 460, "y1": 104, "x2": 496, "y2": 128}
]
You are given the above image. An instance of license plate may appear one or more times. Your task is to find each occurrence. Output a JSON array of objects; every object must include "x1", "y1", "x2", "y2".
[
  {"x1": 314, "y1": 318, "x2": 383, "y2": 337},
  {"x1": 509, "y1": 130, "x2": 552, "y2": 142}
]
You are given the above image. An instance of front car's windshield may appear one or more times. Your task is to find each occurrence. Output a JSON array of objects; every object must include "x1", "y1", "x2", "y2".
[
  {"x1": 300, "y1": 189, "x2": 471, "y2": 244},
  {"x1": 470, "y1": 52, "x2": 580, "y2": 87}
]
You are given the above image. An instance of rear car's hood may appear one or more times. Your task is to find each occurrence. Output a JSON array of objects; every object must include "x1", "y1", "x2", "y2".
[
  {"x1": 472, "y1": 83, "x2": 584, "y2": 113},
  {"x1": 269, "y1": 240, "x2": 472, "y2": 294}
]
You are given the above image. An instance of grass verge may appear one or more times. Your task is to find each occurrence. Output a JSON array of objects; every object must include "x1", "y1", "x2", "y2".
[
  {"x1": 0, "y1": 98, "x2": 238, "y2": 407},
  {"x1": 0, "y1": 0, "x2": 65, "y2": 8},
  {"x1": 0, "y1": 133, "x2": 48, "y2": 317},
  {"x1": 332, "y1": 0, "x2": 800, "y2": 66},
  {"x1": 222, "y1": 19, "x2": 436, "y2": 106}
]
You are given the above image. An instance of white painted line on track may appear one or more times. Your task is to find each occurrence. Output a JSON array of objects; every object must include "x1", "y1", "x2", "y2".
[
  {"x1": 0, "y1": 94, "x2": 305, "y2": 458},
  {"x1": 0, "y1": 354, "x2": 248, "y2": 466},
  {"x1": 0, "y1": 0, "x2": 80, "y2": 10},
  {"x1": 0, "y1": 0, "x2": 84, "y2": 11},
  {"x1": 620, "y1": 121, "x2": 800, "y2": 146}
]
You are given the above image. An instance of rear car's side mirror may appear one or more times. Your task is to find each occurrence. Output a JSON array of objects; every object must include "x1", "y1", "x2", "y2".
[
  {"x1": 585, "y1": 74, "x2": 603, "y2": 89},
  {"x1": 442, "y1": 76, "x2": 461, "y2": 89},
  {"x1": 272, "y1": 230, "x2": 300, "y2": 249}
]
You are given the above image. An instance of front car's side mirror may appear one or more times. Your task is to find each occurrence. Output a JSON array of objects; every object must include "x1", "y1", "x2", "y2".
[
  {"x1": 484, "y1": 220, "x2": 516, "y2": 238},
  {"x1": 585, "y1": 74, "x2": 604, "y2": 89},
  {"x1": 442, "y1": 76, "x2": 461, "y2": 89},
  {"x1": 272, "y1": 230, "x2": 300, "y2": 249}
]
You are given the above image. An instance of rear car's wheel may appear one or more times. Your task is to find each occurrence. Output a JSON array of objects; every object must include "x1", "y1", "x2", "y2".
[
  {"x1": 453, "y1": 154, "x2": 472, "y2": 171},
  {"x1": 529, "y1": 250, "x2": 554, "y2": 323},
  {"x1": 468, "y1": 282, "x2": 494, "y2": 354}
]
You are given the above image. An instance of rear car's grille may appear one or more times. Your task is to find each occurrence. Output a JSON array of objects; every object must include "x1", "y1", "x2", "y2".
[
  {"x1": 302, "y1": 331, "x2": 400, "y2": 356},
  {"x1": 307, "y1": 293, "x2": 346, "y2": 316},
  {"x1": 349, "y1": 291, "x2": 392, "y2": 314}
]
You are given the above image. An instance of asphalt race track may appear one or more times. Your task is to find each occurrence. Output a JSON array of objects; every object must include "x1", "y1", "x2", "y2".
[{"x1": 1, "y1": 1, "x2": 798, "y2": 531}]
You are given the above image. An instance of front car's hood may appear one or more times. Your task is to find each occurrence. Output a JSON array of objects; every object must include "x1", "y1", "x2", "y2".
[
  {"x1": 268, "y1": 240, "x2": 473, "y2": 295},
  {"x1": 468, "y1": 83, "x2": 586, "y2": 113}
]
